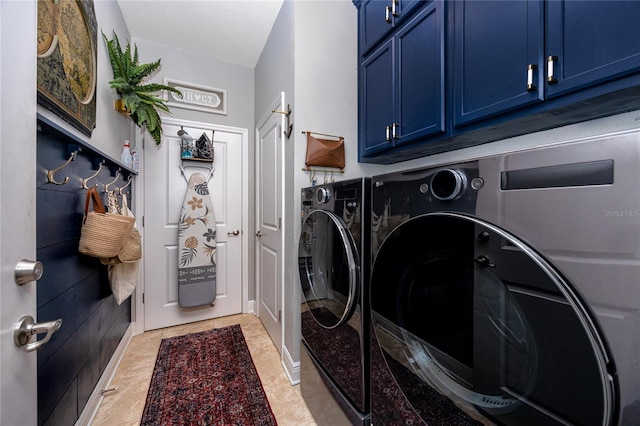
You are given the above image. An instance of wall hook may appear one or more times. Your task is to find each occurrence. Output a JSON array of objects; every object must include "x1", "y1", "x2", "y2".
[
  {"x1": 272, "y1": 104, "x2": 293, "y2": 139},
  {"x1": 104, "y1": 169, "x2": 121, "y2": 193},
  {"x1": 81, "y1": 160, "x2": 105, "y2": 189},
  {"x1": 117, "y1": 175, "x2": 133, "y2": 195},
  {"x1": 47, "y1": 150, "x2": 78, "y2": 185}
]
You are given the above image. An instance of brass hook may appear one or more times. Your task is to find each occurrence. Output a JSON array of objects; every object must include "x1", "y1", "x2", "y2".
[
  {"x1": 47, "y1": 151, "x2": 78, "y2": 185},
  {"x1": 104, "y1": 169, "x2": 121, "y2": 193},
  {"x1": 117, "y1": 175, "x2": 133, "y2": 195},
  {"x1": 81, "y1": 160, "x2": 105, "y2": 189}
]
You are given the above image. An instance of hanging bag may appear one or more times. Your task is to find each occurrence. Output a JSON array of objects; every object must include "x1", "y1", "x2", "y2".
[
  {"x1": 101, "y1": 194, "x2": 142, "y2": 265},
  {"x1": 305, "y1": 133, "x2": 345, "y2": 169},
  {"x1": 78, "y1": 187, "x2": 135, "y2": 258}
]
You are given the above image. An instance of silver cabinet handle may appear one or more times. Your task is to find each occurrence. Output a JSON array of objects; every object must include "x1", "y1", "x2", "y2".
[
  {"x1": 386, "y1": 125, "x2": 391, "y2": 141},
  {"x1": 527, "y1": 64, "x2": 537, "y2": 92},
  {"x1": 14, "y1": 259, "x2": 44, "y2": 285},
  {"x1": 547, "y1": 55, "x2": 558, "y2": 84},
  {"x1": 392, "y1": 122, "x2": 399, "y2": 139},
  {"x1": 385, "y1": 5, "x2": 391, "y2": 23},
  {"x1": 392, "y1": 0, "x2": 398, "y2": 17},
  {"x1": 256, "y1": 231, "x2": 263, "y2": 238},
  {"x1": 227, "y1": 229, "x2": 240, "y2": 236},
  {"x1": 14, "y1": 315, "x2": 62, "y2": 352}
]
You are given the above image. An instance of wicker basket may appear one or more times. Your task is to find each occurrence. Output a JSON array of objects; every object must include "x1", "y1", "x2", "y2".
[{"x1": 79, "y1": 188, "x2": 135, "y2": 258}]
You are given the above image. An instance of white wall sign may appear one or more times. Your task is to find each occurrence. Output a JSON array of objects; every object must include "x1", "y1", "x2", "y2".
[{"x1": 164, "y1": 78, "x2": 227, "y2": 115}]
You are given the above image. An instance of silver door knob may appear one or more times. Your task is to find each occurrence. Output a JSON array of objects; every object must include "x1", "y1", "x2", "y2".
[
  {"x1": 256, "y1": 231, "x2": 263, "y2": 238},
  {"x1": 14, "y1": 315, "x2": 62, "y2": 352},
  {"x1": 227, "y1": 229, "x2": 240, "y2": 236},
  {"x1": 15, "y1": 259, "x2": 44, "y2": 285}
]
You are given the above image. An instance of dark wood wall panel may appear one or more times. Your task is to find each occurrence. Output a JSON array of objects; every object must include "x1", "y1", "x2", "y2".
[{"x1": 36, "y1": 120, "x2": 134, "y2": 425}]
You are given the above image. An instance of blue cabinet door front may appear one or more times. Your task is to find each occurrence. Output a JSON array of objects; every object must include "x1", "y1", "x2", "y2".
[
  {"x1": 360, "y1": 39, "x2": 394, "y2": 158},
  {"x1": 546, "y1": 1, "x2": 640, "y2": 98},
  {"x1": 453, "y1": 0, "x2": 543, "y2": 127},
  {"x1": 359, "y1": 0, "x2": 394, "y2": 54},
  {"x1": 396, "y1": 2, "x2": 445, "y2": 145}
]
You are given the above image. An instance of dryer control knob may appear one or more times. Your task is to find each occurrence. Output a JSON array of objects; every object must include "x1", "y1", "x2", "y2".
[
  {"x1": 316, "y1": 187, "x2": 331, "y2": 204},
  {"x1": 431, "y1": 169, "x2": 467, "y2": 201}
]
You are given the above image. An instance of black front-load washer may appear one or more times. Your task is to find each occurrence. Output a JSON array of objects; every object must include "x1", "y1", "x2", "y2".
[
  {"x1": 299, "y1": 178, "x2": 371, "y2": 425},
  {"x1": 370, "y1": 133, "x2": 640, "y2": 425}
]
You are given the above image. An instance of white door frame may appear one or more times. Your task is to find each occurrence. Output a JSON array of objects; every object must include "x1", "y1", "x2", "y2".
[{"x1": 135, "y1": 117, "x2": 250, "y2": 333}]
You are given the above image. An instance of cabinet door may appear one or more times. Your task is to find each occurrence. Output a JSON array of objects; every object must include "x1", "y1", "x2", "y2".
[
  {"x1": 395, "y1": 1, "x2": 445, "y2": 146},
  {"x1": 453, "y1": 0, "x2": 543, "y2": 127},
  {"x1": 546, "y1": 1, "x2": 640, "y2": 98},
  {"x1": 359, "y1": 0, "x2": 394, "y2": 54},
  {"x1": 360, "y1": 39, "x2": 394, "y2": 158}
]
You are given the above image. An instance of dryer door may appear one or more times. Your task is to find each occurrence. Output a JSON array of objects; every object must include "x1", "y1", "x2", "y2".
[
  {"x1": 370, "y1": 212, "x2": 617, "y2": 426},
  {"x1": 299, "y1": 209, "x2": 359, "y2": 328},
  {"x1": 299, "y1": 209, "x2": 366, "y2": 411}
]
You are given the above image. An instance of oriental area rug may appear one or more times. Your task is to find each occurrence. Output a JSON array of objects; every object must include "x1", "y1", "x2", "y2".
[{"x1": 141, "y1": 325, "x2": 277, "y2": 425}]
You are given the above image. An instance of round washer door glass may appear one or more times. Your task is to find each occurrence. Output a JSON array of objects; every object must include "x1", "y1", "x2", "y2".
[
  {"x1": 299, "y1": 209, "x2": 359, "y2": 329},
  {"x1": 371, "y1": 212, "x2": 617, "y2": 426}
]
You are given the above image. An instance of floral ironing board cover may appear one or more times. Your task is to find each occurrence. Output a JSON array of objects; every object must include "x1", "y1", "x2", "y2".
[{"x1": 178, "y1": 173, "x2": 216, "y2": 307}]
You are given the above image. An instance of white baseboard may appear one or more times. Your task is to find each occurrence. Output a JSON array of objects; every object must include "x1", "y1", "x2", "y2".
[
  {"x1": 246, "y1": 299, "x2": 255, "y2": 314},
  {"x1": 281, "y1": 343, "x2": 300, "y2": 385},
  {"x1": 75, "y1": 322, "x2": 135, "y2": 426}
]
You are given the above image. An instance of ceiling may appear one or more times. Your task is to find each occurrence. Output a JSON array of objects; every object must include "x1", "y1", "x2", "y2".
[{"x1": 116, "y1": 0, "x2": 285, "y2": 69}]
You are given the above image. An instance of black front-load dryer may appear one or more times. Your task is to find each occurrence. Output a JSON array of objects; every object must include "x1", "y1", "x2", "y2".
[
  {"x1": 370, "y1": 133, "x2": 640, "y2": 425},
  {"x1": 299, "y1": 178, "x2": 371, "y2": 425}
]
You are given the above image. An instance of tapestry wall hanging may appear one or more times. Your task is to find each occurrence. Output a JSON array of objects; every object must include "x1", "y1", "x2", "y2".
[{"x1": 37, "y1": 0, "x2": 97, "y2": 136}]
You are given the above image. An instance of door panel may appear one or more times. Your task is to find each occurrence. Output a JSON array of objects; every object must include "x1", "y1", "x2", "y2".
[
  {"x1": 256, "y1": 94, "x2": 284, "y2": 352},
  {"x1": 1, "y1": 2, "x2": 38, "y2": 424},
  {"x1": 144, "y1": 121, "x2": 243, "y2": 330},
  {"x1": 546, "y1": 1, "x2": 640, "y2": 98}
]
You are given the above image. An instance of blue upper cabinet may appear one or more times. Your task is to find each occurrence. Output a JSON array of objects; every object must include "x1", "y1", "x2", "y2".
[
  {"x1": 546, "y1": 1, "x2": 640, "y2": 98},
  {"x1": 453, "y1": 1, "x2": 544, "y2": 127},
  {"x1": 359, "y1": 2, "x2": 444, "y2": 158},
  {"x1": 355, "y1": 0, "x2": 640, "y2": 163},
  {"x1": 357, "y1": 0, "x2": 424, "y2": 55}
]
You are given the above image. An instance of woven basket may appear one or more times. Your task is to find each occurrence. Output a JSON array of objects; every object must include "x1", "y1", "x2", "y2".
[
  {"x1": 79, "y1": 187, "x2": 135, "y2": 258},
  {"x1": 79, "y1": 212, "x2": 135, "y2": 258}
]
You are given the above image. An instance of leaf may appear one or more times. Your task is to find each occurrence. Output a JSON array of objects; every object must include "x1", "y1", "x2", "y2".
[
  {"x1": 102, "y1": 31, "x2": 182, "y2": 147},
  {"x1": 179, "y1": 247, "x2": 197, "y2": 267}
]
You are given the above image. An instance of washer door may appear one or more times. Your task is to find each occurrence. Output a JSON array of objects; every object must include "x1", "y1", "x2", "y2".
[
  {"x1": 299, "y1": 209, "x2": 359, "y2": 328},
  {"x1": 299, "y1": 209, "x2": 366, "y2": 411},
  {"x1": 371, "y1": 212, "x2": 617, "y2": 425}
]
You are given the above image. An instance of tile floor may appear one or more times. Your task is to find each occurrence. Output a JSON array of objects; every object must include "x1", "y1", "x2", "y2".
[{"x1": 91, "y1": 314, "x2": 317, "y2": 425}]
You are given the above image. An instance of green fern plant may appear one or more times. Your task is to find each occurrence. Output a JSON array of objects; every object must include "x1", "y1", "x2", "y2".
[{"x1": 103, "y1": 31, "x2": 182, "y2": 146}]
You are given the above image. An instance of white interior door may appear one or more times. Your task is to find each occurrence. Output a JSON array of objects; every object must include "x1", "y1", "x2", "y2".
[
  {"x1": 256, "y1": 94, "x2": 284, "y2": 352},
  {"x1": 144, "y1": 119, "x2": 245, "y2": 330},
  {"x1": 1, "y1": 1, "x2": 38, "y2": 423}
]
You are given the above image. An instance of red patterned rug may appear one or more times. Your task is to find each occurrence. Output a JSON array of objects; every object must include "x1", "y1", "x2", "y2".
[{"x1": 141, "y1": 324, "x2": 277, "y2": 425}]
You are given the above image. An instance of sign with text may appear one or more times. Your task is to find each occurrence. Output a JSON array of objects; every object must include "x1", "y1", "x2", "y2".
[{"x1": 164, "y1": 79, "x2": 227, "y2": 115}]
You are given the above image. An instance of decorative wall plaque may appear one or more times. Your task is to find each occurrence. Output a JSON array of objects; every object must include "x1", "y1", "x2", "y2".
[
  {"x1": 164, "y1": 79, "x2": 227, "y2": 115},
  {"x1": 37, "y1": 0, "x2": 97, "y2": 136}
]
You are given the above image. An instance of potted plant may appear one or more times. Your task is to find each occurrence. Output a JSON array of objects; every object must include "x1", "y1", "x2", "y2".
[{"x1": 103, "y1": 31, "x2": 182, "y2": 146}]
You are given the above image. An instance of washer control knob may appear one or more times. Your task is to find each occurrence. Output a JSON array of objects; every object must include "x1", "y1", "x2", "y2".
[
  {"x1": 430, "y1": 169, "x2": 467, "y2": 201},
  {"x1": 316, "y1": 187, "x2": 331, "y2": 204}
]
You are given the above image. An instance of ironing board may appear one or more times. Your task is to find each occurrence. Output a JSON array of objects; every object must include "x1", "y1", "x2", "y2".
[{"x1": 178, "y1": 171, "x2": 216, "y2": 308}]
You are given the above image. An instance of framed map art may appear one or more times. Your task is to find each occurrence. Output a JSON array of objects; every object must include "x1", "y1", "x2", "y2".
[{"x1": 37, "y1": 0, "x2": 97, "y2": 136}]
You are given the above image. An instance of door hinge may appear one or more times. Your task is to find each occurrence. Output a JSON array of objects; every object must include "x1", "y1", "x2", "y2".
[
  {"x1": 278, "y1": 310, "x2": 282, "y2": 323},
  {"x1": 142, "y1": 216, "x2": 144, "y2": 227},
  {"x1": 142, "y1": 293, "x2": 145, "y2": 304},
  {"x1": 278, "y1": 217, "x2": 281, "y2": 230}
]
